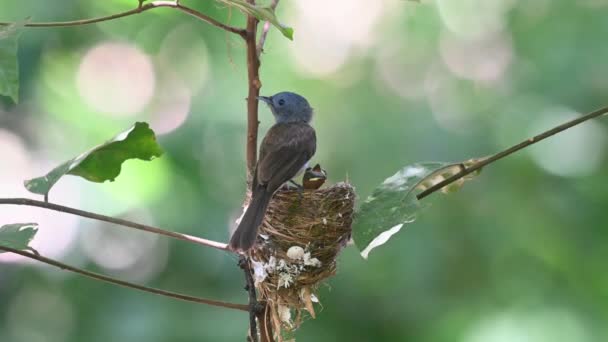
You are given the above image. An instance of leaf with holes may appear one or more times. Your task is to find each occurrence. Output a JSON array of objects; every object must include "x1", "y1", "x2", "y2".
[
  {"x1": 353, "y1": 159, "x2": 483, "y2": 259},
  {"x1": 0, "y1": 23, "x2": 21, "y2": 103},
  {"x1": 0, "y1": 223, "x2": 38, "y2": 253},
  {"x1": 215, "y1": 0, "x2": 294, "y2": 39},
  {"x1": 24, "y1": 122, "x2": 163, "y2": 197}
]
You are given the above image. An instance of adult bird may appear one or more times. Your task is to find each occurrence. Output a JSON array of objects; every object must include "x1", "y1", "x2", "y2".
[{"x1": 229, "y1": 92, "x2": 316, "y2": 252}]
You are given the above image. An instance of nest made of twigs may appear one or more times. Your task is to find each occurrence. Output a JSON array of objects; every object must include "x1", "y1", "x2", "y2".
[{"x1": 249, "y1": 182, "x2": 355, "y2": 339}]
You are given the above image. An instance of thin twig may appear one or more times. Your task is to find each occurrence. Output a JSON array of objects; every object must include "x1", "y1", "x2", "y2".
[
  {"x1": 0, "y1": 245, "x2": 248, "y2": 311},
  {"x1": 245, "y1": 0, "x2": 261, "y2": 181},
  {"x1": 416, "y1": 106, "x2": 608, "y2": 200},
  {"x1": 0, "y1": 198, "x2": 230, "y2": 252},
  {"x1": 256, "y1": 0, "x2": 280, "y2": 57},
  {"x1": 175, "y1": 3, "x2": 246, "y2": 38},
  {"x1": 0, "y1": 1, "x2": 246, "y2": 37},
  {"x1": 239, "y1": 256, "x2": 259, "y2": 342}
]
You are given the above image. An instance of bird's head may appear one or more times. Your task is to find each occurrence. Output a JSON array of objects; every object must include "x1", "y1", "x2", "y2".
[{"x1": 258, "y1": 92, "x2": 313, "y2": 124}]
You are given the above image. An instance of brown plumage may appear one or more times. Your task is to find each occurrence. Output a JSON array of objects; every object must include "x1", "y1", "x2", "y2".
[{"x1": 229, "y1": 92, "x2": 316, "y2": 252}]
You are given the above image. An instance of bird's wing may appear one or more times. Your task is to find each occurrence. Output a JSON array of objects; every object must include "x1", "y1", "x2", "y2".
[{"x1": 257, "y1": 123, "x2": 316, "y2": 192}]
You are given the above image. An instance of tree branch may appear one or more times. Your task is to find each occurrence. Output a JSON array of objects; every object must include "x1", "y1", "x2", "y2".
[
  {"x1": 416, "y1": 106, "x2": 608, "y2": 200},
  {"x1": 0, "y1": 1, "x2": 246, "y2": 37},
  {"x1": 0, "y1": 198, "x2": 230, "y2": 252},
  {"x1": 239, "y1": 256, "x2": 259, "y2": 342},
  {"x1": 242, "y1": 2, "x2": 275, "y2": 340},
  {"x1": 256, "y1": 0, "x2": 280, "y2": 58},
  {"x1": 0, "y1": 245, "x2": 248, "y2": 311},
  {"x1": 245, "y1": 0, "x2": 261, "y2": 181}
]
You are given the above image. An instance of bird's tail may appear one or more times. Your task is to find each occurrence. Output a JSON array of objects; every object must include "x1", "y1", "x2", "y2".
[{"x1": 229, "y1": 186, "x2": 272, "y2": 251}]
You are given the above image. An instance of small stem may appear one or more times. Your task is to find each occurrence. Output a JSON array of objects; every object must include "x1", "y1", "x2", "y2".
[
  {"x1": 256, "y1": 0, "x2": 280, "y2": 57},
  {"x1": 0, "y1": 245, "x2": 248, "y2": 311},
  {"x1": 0, "y1": 198, "x2": 230, "y2": 252},
  {"x1": 0, "y1": 1, "x2": 246, "y2": 37},
  {"x1": 417, "y1": 106, "x2": 608, "y2": 200}
]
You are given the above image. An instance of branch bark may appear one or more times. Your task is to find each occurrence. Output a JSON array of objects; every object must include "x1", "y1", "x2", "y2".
[
  {"x1": 0, "y1": 245, "x2": 248, "y2": 311},
  {"x1": 0, "y1": 1, "x2": 246, "y2": 37},
  {"x1": 240, "y1": 256, "x2": 260, "y2": 342},
  {"x1": 242, "y1": 2, "x2": 275, "y2": 340},
  {"x1": 417, "y1": 106, "x2": 608, "y2": 200},
  {"x1": 0, "y1": 198, "x2": 230, "y2": 252},
  {"x1": 245, "y1": 0, "x2": 261, "y2": 181}
]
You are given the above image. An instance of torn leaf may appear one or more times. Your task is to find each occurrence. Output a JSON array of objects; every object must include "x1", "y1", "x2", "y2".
[
  {"x1": 24, "y1": 122, "x2": 163, "y2": 197},
  {"x1": 0, "y1": 223, "x2": 38, "y2": 253},
  {"x1": 353, "y1": 160, "x2": 483, "y2": 259}
]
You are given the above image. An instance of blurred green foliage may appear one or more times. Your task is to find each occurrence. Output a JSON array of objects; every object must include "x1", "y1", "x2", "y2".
[
  {"x1": 1, "y1": 0, "x2": 608, "y2": 341},
  {"x1": 0, "y1": 24, "x2": 20, "y2": 102}
]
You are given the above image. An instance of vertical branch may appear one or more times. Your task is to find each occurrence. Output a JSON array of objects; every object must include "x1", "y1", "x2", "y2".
[
  {"x1": 239, "y1": 256, "x2": 273, "y2": 341},
  {"x1": 239, "y1": 256, "x2": 259, "y2": 342},
  {"x1": 258, "y1": 304, "x2": 273, "y2": 342},
  {"x1": 245, "y1": 0, "x2": 261, "y2": 182},
  {"x1": 243, "y1": 1, "x2": 272, "y2": 340}
]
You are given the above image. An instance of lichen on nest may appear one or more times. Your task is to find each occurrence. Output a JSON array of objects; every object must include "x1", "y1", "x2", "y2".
[{"x1": 249, "y1": 181, "x2": 355, "y2": 338}]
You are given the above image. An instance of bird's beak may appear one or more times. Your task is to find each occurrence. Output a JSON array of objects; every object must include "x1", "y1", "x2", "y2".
[{"x1": 257, "y1": 96, "x2": 272, "y2": 105}]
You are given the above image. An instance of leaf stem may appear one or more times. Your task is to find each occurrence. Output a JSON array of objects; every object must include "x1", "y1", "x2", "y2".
[
  {"x1": 256, "y1": 0, "x2": 280, "y2": 58},
  {"x1": 416, "y1": 106, "x2": 608, "y2": 200},
  {"x1": 0, "y1": 245, "x2": 248, "y2": 311},
  {"x1": 0, "y1": 198, "x2": 230, "y2": 252}
]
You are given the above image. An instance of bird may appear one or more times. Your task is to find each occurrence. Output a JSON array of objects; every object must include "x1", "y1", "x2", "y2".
[
  {"x1": 229, "y1": 91, "x2": 317, "y2": 252},
  {"x1": 302, "y1": 164, "x2": 327, "y2": 190}
]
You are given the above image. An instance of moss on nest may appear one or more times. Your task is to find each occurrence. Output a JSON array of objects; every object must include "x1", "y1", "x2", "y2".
[{"x1": 249, "y1": 182, "x2": 355, "y2": 339}]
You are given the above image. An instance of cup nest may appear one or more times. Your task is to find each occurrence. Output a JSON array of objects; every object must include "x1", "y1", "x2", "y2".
[{"x1": 249, "y1": 182, "x2": 355, "y2": 338}]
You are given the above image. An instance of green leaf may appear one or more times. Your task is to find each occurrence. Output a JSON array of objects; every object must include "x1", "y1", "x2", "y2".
[
  {"x1": 0, "y1": 223, "x2": 38, "y2": 253},
  {"x1": 0, "y1": 24, "x2": 21, "y2": 103},
  {"x1": 353, "y1": 159, "x2": 483, "y2": 259},
  {"x1": 215, "y1": 0, "x2": 294, "y2": 40},
  {"x1": 24, "y1": 122, "x2": 163, "y2": 197}
]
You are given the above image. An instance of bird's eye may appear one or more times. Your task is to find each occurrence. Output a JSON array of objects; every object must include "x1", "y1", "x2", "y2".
[{"x1": 278, "y1": 99, "x2": 285, "y2": 106}]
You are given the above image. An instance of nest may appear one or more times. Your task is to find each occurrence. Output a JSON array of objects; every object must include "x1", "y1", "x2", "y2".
[{"x1": 249, "y1": 182, "x2": 355, "y2": 339}]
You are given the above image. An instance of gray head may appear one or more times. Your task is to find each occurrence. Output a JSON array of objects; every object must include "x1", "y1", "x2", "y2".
[{"x1": 258, "y1": 92, "x2": 313, "y2": 124}]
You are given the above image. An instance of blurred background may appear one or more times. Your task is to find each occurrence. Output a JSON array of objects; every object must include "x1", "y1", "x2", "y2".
[{"x1": 1, "y1": 0, "x2": 608, "y2": 341}]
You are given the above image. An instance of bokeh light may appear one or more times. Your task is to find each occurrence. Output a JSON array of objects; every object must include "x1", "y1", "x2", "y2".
[
  {"x1": 157, "y1": 23, "x2": 210, "y2": 94},
  {"x1": 527, "y1": 107, "x2": 607, "y2": 177},
  {"x1": 288, "y1": 0, "x2": 387, "y2": 77},
  {"x1": 147, "y1": 76, "x2": 192, "y2": 135},
  {"x1": 435, "y1": 0, "x2": 515, "y2": 39},
  {"x1": 439, "y1": 29, "x2": 513, "y2": 83},
  {"x1": 376, "y1": 44, "x2": 433, "y2": 100},
  {"x1": 79, "y1": 211, "x2": 169, "y2": 283},
  {"x1": 76, "y1": 42, "x2": 155, "y2": 117},
  {"x1": 0, "y1": 129, "x2": 80, "y2": 264},
  {"x1": 6, "y1": 285, "x2": 74, "y2": 342}
]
